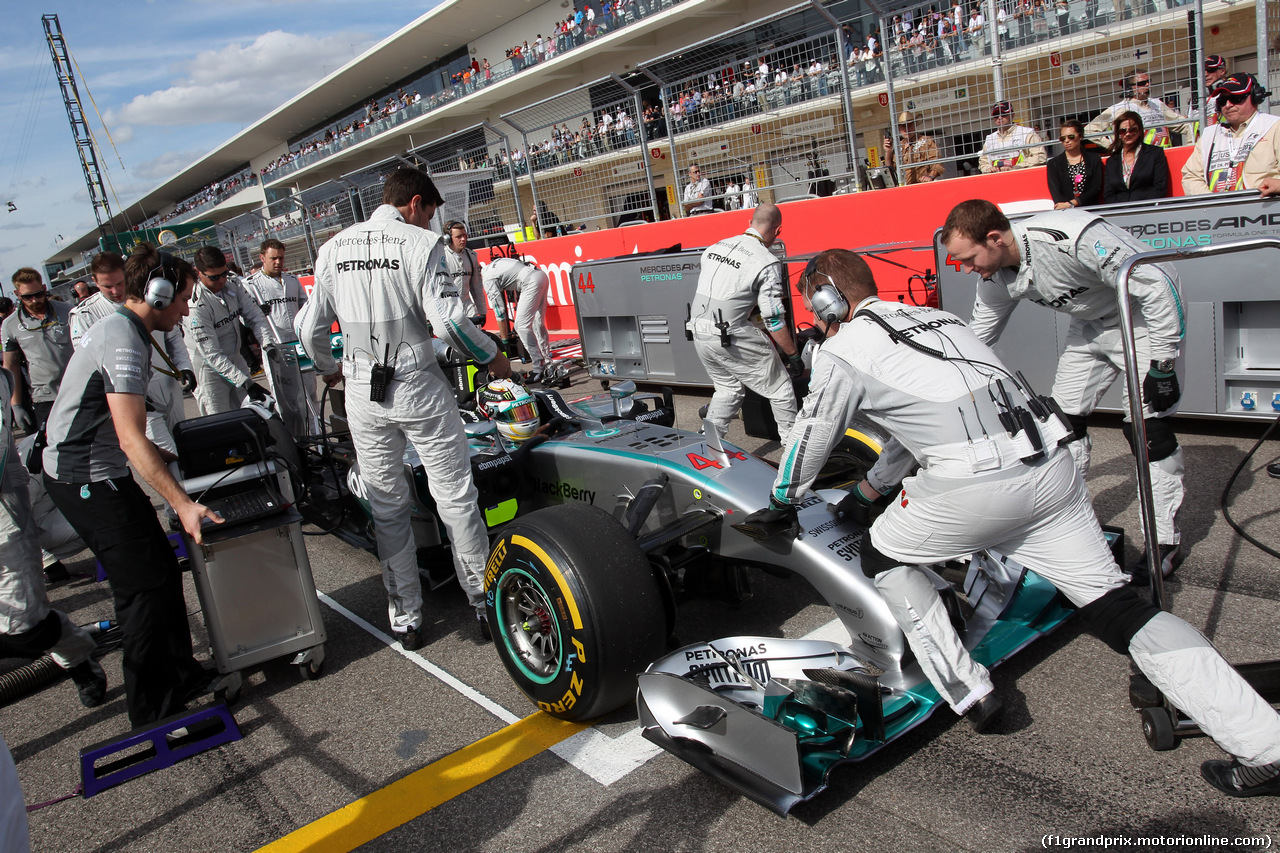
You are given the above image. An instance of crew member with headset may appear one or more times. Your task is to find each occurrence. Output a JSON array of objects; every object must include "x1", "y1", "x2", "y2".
[
  {"x1": 1181, "y1": 72, "x2": 1280, "y2": 197},
  {"x1": 481, "y1": 255, "x2": 551, "y2": 384},
  {"x1": 739, "y1": 248, "x2": 1280, "y2": 798},
  {"x1": 43, "y1": 245, "x2": 220, "y2": 727},
  {"x1": 69, "y1": 251, "x2": 196, "y2": 454},
  {"x1": 686, "y1": 203, "x2": 802, "y2": 437},
  {"x1": 442, "y1": 221, "x2": 488, "y2": 326},
  {"x1": 945, "y1": 199, "x2": 1186, "y2": 585},
  {"x1": 184, "y1": 246, "x2": 275, "y2": 415},
  {"x1": 296, "y1": 168, "x2": 512, "y2": 650}
]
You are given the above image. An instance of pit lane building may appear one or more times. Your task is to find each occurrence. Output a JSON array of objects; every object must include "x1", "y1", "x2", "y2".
[{"x1": 43, "y1": 0, "x2": 1274, "y2": 283}]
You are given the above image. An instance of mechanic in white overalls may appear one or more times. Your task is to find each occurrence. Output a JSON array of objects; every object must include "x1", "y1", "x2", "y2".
[
  {"x1": 482, "y1": 255, "x2": 550, "y2": 382},
  {"x1": 442, "y1": 221, "x2": 488, "y2": 326},
  {"x1": 947, "y1": 200, "x2": 1185, "y2": 584},
  {"x1": 69, "y1": 251, "x2": 196, "y2": 454},
  {"x1": 242, "y1": 238, "x2": 315, "y2": 403},
  {"x1": 686, "y1": 203, "x2": 802, "y2": 437},
  {"x1": 296, "y1": 168, "x2": 511, "y2": 649},
  {"x1": 747, "y1": 248, "x2": 1280, "y2": 798},
  {"x1": 0, "y1": 370, "x2": 104, "y2": 708},
  {"x1": 184, "y1": 246, "x2": 275, "y2": 416}
]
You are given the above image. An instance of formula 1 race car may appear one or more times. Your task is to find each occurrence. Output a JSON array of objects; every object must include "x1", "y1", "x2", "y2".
[{"x1": 269, "y1": 370, "x2": 1098, "y2": 815}]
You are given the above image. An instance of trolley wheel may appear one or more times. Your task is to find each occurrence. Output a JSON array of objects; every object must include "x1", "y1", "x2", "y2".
[
  {"x1": 215, "y1": 682, "x2": 241, "y2": 706},
  {"x1": 600, "y1": 380, "x2": 610, "y2": 391},
  {"x1": 1140, "y1": 706, "x2": 1177, "y2": 751},
  {"x1": 299, "y1": 660, "x2": 324, "y2": 681}
]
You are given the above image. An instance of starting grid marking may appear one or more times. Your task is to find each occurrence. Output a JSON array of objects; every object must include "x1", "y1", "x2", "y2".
[
  {"x1": 272, "y1": 592, "x2": 851, "y2": 852},
  {"x1": 315, "y1": 591, "x2": 665, "y2": 786}
]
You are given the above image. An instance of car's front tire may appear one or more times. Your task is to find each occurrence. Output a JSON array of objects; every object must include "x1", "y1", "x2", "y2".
[{"x1": 485, "y1": 503, "x2": 666, "y2": 721}]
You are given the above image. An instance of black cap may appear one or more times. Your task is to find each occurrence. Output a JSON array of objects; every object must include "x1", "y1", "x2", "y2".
[
  {"x1": 1204, "y1": 54, "x2": 1226, "y2": 72},
  {"x1": 991, "y1": 100, "x2": 1012, "y2": 117},
  {"x1": 1210, "y1": 72, "x2": 1258, "y2": 100}
]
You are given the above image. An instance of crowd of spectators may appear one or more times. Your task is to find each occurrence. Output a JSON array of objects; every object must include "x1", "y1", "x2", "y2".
[
  {"x1": 252, "y1": 0, "x2": 681, "y2": 186},
  {"x1": 139, "y1": 168, "x2": 258, "y2": 230}
]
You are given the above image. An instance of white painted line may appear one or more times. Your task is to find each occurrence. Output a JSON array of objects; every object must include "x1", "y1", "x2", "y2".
[
  {"x1": 316, "y1": 592, "x2": 520, "y2": 725},
  {"x1": 551, "y1": 727, "x2": 664, "y2": 786},
  {"x1": 315, "y1": 590, "x2": 663, "y2": 784}
]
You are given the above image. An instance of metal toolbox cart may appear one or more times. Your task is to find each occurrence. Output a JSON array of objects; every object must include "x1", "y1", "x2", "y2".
[
  {"x1": 572, "y1": 242, "x2": 789, "y2": 386},
  {"x1": 176, "y1": 461, "x2": 326, "y2": 702}
]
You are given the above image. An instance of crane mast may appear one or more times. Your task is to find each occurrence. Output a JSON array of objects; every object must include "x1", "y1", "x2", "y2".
[{"x1": 43, "y1": 13, "x2": 115, "y2": 241}]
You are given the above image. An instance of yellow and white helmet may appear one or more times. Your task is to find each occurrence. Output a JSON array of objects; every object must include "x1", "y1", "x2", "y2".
[{"x1": 476, "y1": 378, "x2": 540, "y2": 442}]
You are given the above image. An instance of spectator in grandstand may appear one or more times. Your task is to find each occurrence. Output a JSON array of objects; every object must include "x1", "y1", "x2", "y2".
[
  {"x1": 1047, "y1": 119, "x2": 1104, "y2": 209},
  {"x1": 724, "y1": 176, "x2": 741, "y2": 211},
  {"x1": 966, "y1": 5, "x2": 987, "y2": 58},
  {"x1": 887, "y1": 111, "x2": 945, "y2": 184},
  {"x1": 1182, "y1": 73, "x2": 1280, "y2": 197},
  {"x1": 4, "y1": 268, "x2": 73, "y2": 434},
  {"x1": 1085, "y1": 70, "x2": 1193, "y2": 148},
  {"x1": 1103, "y1": 111, "x2": 1171, "y2": 203},
  {"x1": 683, "y1": 164, "x2": 715, "y2": 216},
  {"x1": 978, "y1": 101, "x2": 1046, "y2": 173},
  {"x1": 184, "y1": 246, "x2": 274, "y2": 415},
  {"x1": 1193, "y1": 54, "x2": 1229, "y2": 134}
]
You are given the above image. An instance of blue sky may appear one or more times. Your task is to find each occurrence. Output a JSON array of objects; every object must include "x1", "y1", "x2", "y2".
[{"x1": 0, "y1": 0, "x2": 437, "y2": 293}]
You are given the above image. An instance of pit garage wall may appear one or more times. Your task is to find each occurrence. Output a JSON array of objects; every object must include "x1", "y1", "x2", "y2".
[{"x1": 302, "y1": 145, "x2": 1194, "y2": 337}]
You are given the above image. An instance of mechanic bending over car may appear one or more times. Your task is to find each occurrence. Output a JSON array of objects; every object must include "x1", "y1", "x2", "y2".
[
  {"x1": 686, "y1": 203, "x2": 803, "y2": 437},
  {"x1": 947, "y1": 199, "x2": 1185, "y2": 586},
  {"x1": 43, "y1": 245, "x2": 220, "y2": 728},
  {"x1": 744, "y1": 248, "x2": 1280, "y2": 798},
  {"x1": 481, "y1": 254, "x2": 551, "y2": 384},
  {"x1": 296, "y1": 167, "x2": 512, "y2": 651}
]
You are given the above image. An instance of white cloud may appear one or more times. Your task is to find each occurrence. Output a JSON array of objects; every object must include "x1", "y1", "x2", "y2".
[
  {"x1": 133, "y1": 149, "x2": 209, "y2": 182},
  {"x1": 105, "y1": 30, "x2": 366, "y2": 128},
  {"x1": 0, "y1": 220, "x2": 46, "y2": 231}
]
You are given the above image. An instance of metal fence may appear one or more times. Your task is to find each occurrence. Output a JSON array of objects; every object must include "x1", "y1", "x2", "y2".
[
  {"x1": 503, "y1": 77, "x2": 655, "y2": 234},
  {"x1": 413, "y1": 123, "x2": 525, "y2": 240},
  {"x1": 880, "y1": 0, "x2": 1205, "y2": 182},
  {"x1": 1264, "y1": 0, "x2": 1278, "y2": 109},
  {"x1": 644, "y1": 2, "x2": 862, "y2": 212}
]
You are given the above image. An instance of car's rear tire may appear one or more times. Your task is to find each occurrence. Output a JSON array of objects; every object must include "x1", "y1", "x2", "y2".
[{"x1": 485, "y1": 503, "x2": 665, "y2": 721}]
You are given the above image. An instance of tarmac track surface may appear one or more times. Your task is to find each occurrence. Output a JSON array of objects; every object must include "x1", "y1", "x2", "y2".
[{"x1": 5, "y1": 371, "x2": 1280, "y2": 853}]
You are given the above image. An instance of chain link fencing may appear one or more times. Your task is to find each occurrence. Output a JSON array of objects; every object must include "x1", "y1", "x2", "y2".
[
  {"x1": 880, "y1": 0, "x2": 1205, "y2": 182},
  {"x1": 503, "y1": 76, "x2": 656, "y2": 235}
]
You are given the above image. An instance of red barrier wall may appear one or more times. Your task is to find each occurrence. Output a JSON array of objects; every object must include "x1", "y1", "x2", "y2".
[{"x1": 308, "y1": 145, "x2": 1194, "y2": 339}]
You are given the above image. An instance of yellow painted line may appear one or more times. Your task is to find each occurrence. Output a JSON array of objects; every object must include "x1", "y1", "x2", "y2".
[
  {"x1": 844, "y1": 428, "x2": 882, "y2": 454},
  {"x1": 512, "y1": 534, "x2": 583, "y2": 629},
  {"x1": 257, "y1": 713, "x2": 586, "y2": 853}
]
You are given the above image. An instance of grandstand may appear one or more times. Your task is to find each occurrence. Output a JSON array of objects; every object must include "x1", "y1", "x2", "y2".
[{"x1": 43, "y1": 0, "x2": 1274, "y2": 281}]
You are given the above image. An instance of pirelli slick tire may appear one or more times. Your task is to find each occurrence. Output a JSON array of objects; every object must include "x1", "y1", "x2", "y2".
[{"x1": 485, "y1": 503, "x2": 665, "y2": 722}]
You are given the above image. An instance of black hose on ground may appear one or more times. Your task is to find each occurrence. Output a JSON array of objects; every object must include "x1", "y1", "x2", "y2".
[
  {"x1": 1220, "y1": 412, "x2": 1280, "y2": 560},
  {"x1": 0, "y1": 656, "x2": 65, "y2": 706}
]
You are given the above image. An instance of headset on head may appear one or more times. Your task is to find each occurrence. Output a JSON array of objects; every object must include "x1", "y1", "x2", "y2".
[
  {"x1": 1214, "y1": 73, "x2": 1270, "y2": 110},
  {"x1": 144, "y1": 254, "x2": 179, "y2": 310},
  {"x1": 801, "y1": 255, "x2": 849, "y2": 325}
]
